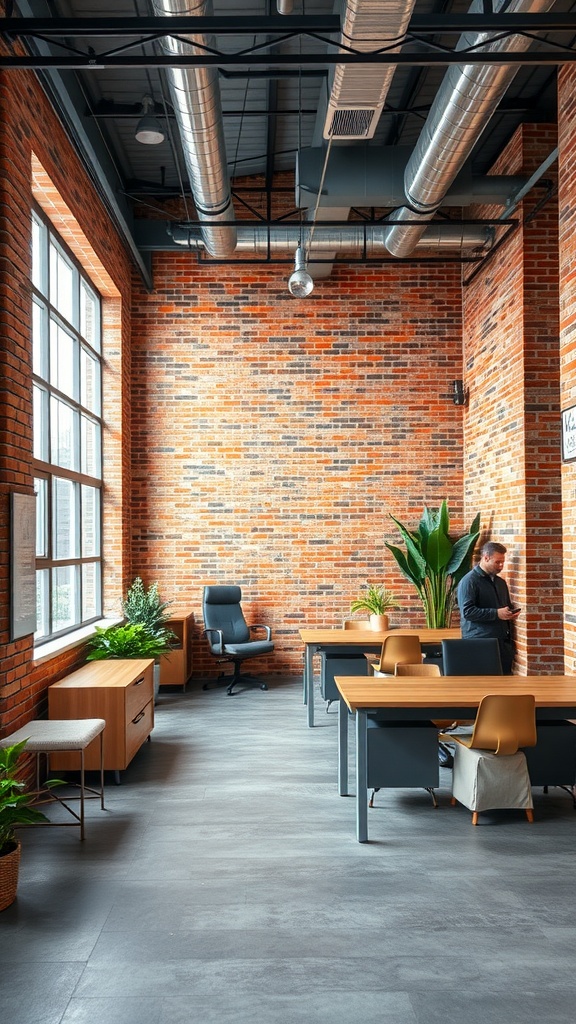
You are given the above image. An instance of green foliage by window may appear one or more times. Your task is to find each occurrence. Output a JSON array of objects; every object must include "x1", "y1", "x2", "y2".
[
  {"x1": 386, "y1": 501, "x2": 481, "y2": 628},
  {"x1": 85, "y1": 622, "x2": 175, "y2": 662},
  {"x1": 122, "y1": 577, "x2": 172, "y2": 634},
  {"x1": 0, "y1": 740, "x2": 51, "y2": 856}
]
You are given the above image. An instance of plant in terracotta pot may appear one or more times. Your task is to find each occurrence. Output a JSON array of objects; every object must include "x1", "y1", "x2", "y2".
[
  {"x1": 350, "y1": 584, "x2": 400, "y2": 631},
  {"x1": 0, "y1": 739, "x2": 51, "y2": 912}
]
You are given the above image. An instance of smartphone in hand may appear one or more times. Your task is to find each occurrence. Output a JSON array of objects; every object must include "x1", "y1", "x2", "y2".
[{"x1": 509, "y1": 605, "x2": 521, "y2": 614}]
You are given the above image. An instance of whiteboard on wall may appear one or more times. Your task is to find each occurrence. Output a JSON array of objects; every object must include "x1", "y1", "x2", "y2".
[{"x1": 10, "y1": 492, "x2": 37, "y2": 641}]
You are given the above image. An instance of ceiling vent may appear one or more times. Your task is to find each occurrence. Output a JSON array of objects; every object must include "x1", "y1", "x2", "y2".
[{"x1": 325, "y1": 107, "x2": 379, "y2": 140}]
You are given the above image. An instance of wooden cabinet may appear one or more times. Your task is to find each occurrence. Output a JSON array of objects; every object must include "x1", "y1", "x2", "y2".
[
  {"x1": 48, "y1": 659, "x2": 154, "y2": 773},
  {"x1": 160, "y1": 608, "x2": 194, "y2": 690}
]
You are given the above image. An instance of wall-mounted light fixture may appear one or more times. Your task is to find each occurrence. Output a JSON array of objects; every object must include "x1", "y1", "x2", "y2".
[
  {"x1": 452, "y1": 379, "x2": 468, "y2": 406},
  {"x1": 135, "y1": 95, "x2": 165, "y2": 145},
  {"x1": 288, "y1": 246, "x2": 314, "y2": 298}
]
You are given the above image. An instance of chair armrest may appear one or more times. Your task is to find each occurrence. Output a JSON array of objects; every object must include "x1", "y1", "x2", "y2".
[
  {"x1": 249, "y1": 623, "x2": 272, "y2": 641},
  {"x1": 203, "y1": 627, "x2": 224, "y2": 654}
]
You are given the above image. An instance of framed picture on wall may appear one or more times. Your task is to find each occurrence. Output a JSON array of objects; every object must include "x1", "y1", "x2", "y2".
[
  {"x1": 562, "y1": 405, "x2": 576, "y2": 462},
  {"x1": 10, "y1": 492, "x2": 37, "y2": 641}
]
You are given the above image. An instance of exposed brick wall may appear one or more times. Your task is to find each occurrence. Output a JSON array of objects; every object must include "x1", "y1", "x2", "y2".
[
  {"x1": 463, "y1": 124, "x2": 563, "y2": 673},
  {"x1": 558, "y1": 67, "x2": 576, "y2": 672},
  {"x1": 130, "y1": 258, "x2": 465, "y2": 678},
  {"x1": 0, "y1": 60, "x2": 134, "y2": 733}
]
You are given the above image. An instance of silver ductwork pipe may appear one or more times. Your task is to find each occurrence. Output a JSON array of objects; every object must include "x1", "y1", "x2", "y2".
[
  {"x1": 169, "y1": 223, "x2": 494, "y2": 255},
  {"x1": 384, "y1": 0, "x2": 556, "y2": 258},
  {"x1": 152, "y1": 0, "x2": 236, "y2": 257}
]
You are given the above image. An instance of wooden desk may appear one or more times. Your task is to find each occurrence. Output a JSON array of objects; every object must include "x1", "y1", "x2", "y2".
[
  {"x1": 335, "y1": 674, "x2": 576, "y2": 843},
  {"x1": 299, "y1": 627, "x2": 461, "y2": 727}
]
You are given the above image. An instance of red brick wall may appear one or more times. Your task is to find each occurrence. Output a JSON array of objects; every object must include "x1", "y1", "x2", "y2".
[
  {"x1": 463, "y1": 124, "x2": 563, "y2": 673},
  {"x1": 130, "y1": 258, "x2": 465, "y2": 678},
  {"x1": 558, "y1": 67, "x2": 576, "y2": 672},
  {"x1": 0, "y1": 62, "x2": 133, "y2": 732}
]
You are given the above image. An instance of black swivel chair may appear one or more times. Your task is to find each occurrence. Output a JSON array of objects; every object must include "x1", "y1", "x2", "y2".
[
  {"x1": 202, "y1": 586, "x2": 274, "y2": 695},
  {"x1": 441, "y1": 638, "x2": 503, "y2": 675}
]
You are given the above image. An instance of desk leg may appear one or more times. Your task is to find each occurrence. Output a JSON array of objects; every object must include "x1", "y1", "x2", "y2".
[
  {"x1": 355, "y1": 710, "x2": 368, "y2": 843},
  {"x1": 306, "y1": 646, "x2": 315, "y2": 727},
  {"x1": 338, "y1": 698, "x2": 349, "y2": 795}
]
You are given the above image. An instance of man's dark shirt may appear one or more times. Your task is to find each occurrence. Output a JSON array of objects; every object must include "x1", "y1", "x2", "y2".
[{"x1": 457, "y1": 564, "x2": 512, "y2": 642}]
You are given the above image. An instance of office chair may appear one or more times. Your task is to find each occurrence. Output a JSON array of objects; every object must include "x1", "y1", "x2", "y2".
[
  {"x1": 441, "y1": 638, "x2": 503, "y2": 675},
  {"x1": 202, "y1": 586, "x2": 274, "y2": 695},
  {"x1": 342, "y1": 619, "x2": 371, "y2": 630},
  {"x1": 369, "y1": 661, "x2": 442, "y2": 809},
  {"x1": 370, "y1": 635, "x2": 423, "y2": 676},
  {"x1": 440, "y1": 693, "x2": 537, "y2": 825}
]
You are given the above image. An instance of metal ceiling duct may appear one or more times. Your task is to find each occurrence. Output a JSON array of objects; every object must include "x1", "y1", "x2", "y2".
[
  {"x1": 166, "y1": 223, "x2": 494, "y2": 252},
  {"x1": 323, "y1": 0, "x2": 417, "y2": 140},
  {"x1": 384, "y1": 0, "x2": 556, "y2": 258},
  {"x1": 151, "y1": 0, "x2": 236, "y2": 257}
]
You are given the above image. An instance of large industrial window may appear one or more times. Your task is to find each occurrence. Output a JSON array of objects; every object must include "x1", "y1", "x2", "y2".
[{"x1": 31, "y1": 209, "x2": 103, "y2": 643}]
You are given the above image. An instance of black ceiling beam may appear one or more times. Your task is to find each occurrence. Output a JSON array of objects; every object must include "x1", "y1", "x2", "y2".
[
  {"x1": 2, "y1": 50, "x2": 576, "y2": 68},
  {"x1": 3, "y1": 14, "x2": 576, "y2": 34}
]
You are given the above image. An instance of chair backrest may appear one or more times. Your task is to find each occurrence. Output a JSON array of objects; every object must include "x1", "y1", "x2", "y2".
[
  {"x1": 379, "y1": 635, "x2": 422, "y2": 674},
  {"x1": 468, "y1": 693, "x2": 537, "y2": 755},
  {"x1": 343, "y1": 619, "x2": 371, "y2": 631},
  {"x1": 203, "y1": 586, "x2": 250, "y2": 647},
  {"x1": 442, "y1": 638, "x2": 503, "y2": 676},
  {"x1": 395, "y1": 662, "x2": 442, "y2": 677}
]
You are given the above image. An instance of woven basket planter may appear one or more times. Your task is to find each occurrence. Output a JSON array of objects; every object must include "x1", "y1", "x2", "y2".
[{"x1": 0, "y1": 841, "x2": 21, "y2": 912}]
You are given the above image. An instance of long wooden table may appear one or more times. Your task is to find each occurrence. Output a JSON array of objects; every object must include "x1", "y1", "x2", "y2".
[
  {"x1": 300, "y1": 627, "x2": 461, "y2": 727},
  {"x1": 335, "y1": 674, "x2": 576, "y2": 843}
]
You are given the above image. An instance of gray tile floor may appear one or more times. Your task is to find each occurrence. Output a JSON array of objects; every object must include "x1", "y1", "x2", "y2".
[{"x1": 2, "y1": 676, "x2": 576, "y2": 1024}]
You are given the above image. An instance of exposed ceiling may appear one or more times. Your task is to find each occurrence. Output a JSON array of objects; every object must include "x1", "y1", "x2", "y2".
[{"x1": 4, "y1": 0, "x2": 574, "y2": 288}]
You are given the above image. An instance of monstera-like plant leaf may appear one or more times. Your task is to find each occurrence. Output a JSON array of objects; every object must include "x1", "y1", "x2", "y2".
[{"x1": 386, "y1": 501, "x2": 481, "y2": 627}]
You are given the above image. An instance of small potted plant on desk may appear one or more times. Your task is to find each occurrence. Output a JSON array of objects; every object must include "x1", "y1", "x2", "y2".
[
  {"x1": 0, "y1": 740, "x2": 51, "y2": 912},
  {"x1": 350, "y1": 584, "x2": 400, "y2": 631}
]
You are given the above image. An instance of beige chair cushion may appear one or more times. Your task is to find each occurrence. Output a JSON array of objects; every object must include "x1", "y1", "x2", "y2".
[{"x1": 452, "y1": 743, "x2": 533, "y2": 814}]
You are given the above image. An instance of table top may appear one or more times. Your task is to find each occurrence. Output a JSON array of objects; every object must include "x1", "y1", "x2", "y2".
[
  {"x1": 299, "y1": 627, "x2": 461, "y2": 645},
  {"x1": 335, "y1": 675, "x2": 576, "y2": 712}
]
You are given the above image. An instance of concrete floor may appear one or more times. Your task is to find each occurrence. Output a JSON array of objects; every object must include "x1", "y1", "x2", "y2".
[{"x1": 1, "y1": 675, "x2": 576, "y2": 1024}]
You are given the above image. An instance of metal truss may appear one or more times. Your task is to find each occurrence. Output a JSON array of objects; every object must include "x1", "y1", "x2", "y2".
[{"x1": 2, "y1": 14, "x2": 576, "y2": 68}]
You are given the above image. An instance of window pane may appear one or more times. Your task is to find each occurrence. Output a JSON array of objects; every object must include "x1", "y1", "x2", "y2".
[
  {"x1": 50, "y1": 242, "x2": 75, "y2": 324},
  {"x1": 50, "y1": 396, "x2": 78, "y2": 470},
  {"x1": 52, "y1": 564, "x2": 79, "y2": 632},
  {"x1": 81, "y1": 346, "x2": 100, "y2": 414},
  {"x1": 82, "y1": 562, "x2": 101, "y2": 620},
  {"x1": 81, "y1": 415, "x2": 101, "y2": 478},
  {"x1": 80, "y1": 282, "x2": 100, "y2": 353},
  {"x1": 53, "y1": 477, "x2": 78, "y2": 559},
  {"x1": 31, "y1": 216, "x2": 46, "y2": 292},
  {"x1": 34, "y1": 477, "x2": 48, "y2": 557},
  {"x1": 33, "y1": 385, "x2": 49, "y2": 462},
  {"x1": 32, "y1": 300, "x2": 48, "y2": 379},
  {"x1": 50, "y1": 320, "x2": 77, "y2": 398},
  {"x1": 35, "y1": 569, "x2": 50, "y2": 640},
  {"x1": 81, "y1": 485, "x2": 100, "y2": 556}
]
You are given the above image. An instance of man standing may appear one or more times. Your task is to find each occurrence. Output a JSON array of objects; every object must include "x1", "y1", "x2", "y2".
[{"x1": 457, "y1": 541, "x2": 520, "y2": 674}]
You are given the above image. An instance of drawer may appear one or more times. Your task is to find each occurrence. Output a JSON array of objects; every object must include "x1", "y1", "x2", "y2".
[
  {"x1": 126, "y1": 698, "x2": 154, "y2": 764},
  {"x1": 125, "y1": 664, "x2": 154, "y2": 719}
]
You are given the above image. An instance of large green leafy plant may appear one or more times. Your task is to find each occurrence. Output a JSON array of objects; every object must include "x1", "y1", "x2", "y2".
[
  {"x1": 386, "y1": 501, "x2": 481, "y2": 628},
  {"x1": 0, "y1": 740, "x2": 51, "y2": 856},
  {"x1": 85, "y1": 622, "x2": 175, "y2": 662}
]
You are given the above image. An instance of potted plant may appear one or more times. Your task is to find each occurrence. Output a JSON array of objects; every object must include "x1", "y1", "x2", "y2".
[
  {"x1": 386, "y1": 500, "x2": 481, "y2": 628},
  {"x1": 0, "y1": 740, "x2": 51, "y2": 912},
  {"x1": 121, "y1": 579, "x2": 176, "y2": 699},
  {"x1": 85, "y1": 622, "x2": 176, "y2": 701},
  {"x1": 350, "y1": 584, "x2": 400, "y2": 631}
]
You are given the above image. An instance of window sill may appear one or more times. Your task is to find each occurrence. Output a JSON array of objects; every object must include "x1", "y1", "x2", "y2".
[{"x1": 33, "y1": 618, "x2": 122, "y2": 666}]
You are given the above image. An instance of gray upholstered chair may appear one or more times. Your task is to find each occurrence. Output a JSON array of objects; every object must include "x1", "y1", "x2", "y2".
[{"x1": 202, "y1": 586, "x2": 274, "y2": 695}]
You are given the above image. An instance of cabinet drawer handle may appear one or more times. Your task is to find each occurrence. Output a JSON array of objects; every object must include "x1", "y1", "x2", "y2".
[
  {"x1": 133, "y1": 676, "x2": 145, "y2": 686},
  {"x1": 132, "y1": 710, "x2": 146, "y2": 724}
]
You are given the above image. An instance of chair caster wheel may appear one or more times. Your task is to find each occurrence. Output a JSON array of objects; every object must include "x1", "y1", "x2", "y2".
[
  {"x1": 202, "y1": 683, "x2": 209, "y2": 691},
  {"x1": 260, "y1": 683, "x2": 268, "y2": 690}
]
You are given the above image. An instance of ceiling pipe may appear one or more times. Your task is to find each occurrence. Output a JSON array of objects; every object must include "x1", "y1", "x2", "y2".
[
  {"x1": 152, "y1": 0, "x2": 237, "y2": 257},
  {"x1": 166, "y1": 223, "x2": 494, "y2": 253},
  {"x1": 384, "y1": 0, "x2": 556, "y2": 258}
]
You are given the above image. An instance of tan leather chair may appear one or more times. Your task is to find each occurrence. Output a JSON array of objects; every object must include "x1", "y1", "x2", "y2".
[
  {"x1": 440, "y1": 693, "x2": 537, "y2": 825},
  {"x1": 395, "y1": 663, "x2": 440, "y2": 678},
  {"x1": 343, "y1": 619, "x2": 371, "y2": 630},
  {"x1": 371, "y1": 635, "x2": 422, "y2": 675}
]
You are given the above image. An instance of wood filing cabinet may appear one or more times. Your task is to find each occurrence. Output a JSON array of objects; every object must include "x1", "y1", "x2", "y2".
[
  {"x1": 48, "y1": 659, "x2": 154, "y2": 773},
  {"x1": 160, "y1": 608, "x2": 194, "y2": 690}
]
